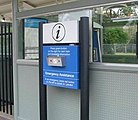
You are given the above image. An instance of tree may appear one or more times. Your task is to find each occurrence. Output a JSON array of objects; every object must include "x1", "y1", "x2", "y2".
[
  {"x1": 103, "y1": 28, "x2": 128, "y2": 44},
  {"x1": 118, "y1": 6, "x2": 134, "y2": 17}
]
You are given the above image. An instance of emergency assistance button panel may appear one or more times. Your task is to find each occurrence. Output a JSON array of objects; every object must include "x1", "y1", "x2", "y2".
[{"x1": 47, "y1": 56, "x2": 65, "y2": 67}]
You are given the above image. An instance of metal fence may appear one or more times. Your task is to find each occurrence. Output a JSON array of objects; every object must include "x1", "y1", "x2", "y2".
[
  {"x1": 0, "y1": 22, "x2": 13, "y2": 115},
  {"x1": 103, "y1": 44, "x2": 136, "y2": 54}
]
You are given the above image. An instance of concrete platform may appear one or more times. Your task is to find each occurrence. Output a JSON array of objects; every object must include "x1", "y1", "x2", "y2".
[{"x1": 0, "y1": 112, "x2": 13, "y2": 120}]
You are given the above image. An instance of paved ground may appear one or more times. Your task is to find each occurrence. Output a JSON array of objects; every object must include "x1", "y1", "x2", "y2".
[
  {"x1": 0, "y1": 112, "x2": 13, "y2": 120},
  {"x1": 0, "y1": 116, "x2": 11, "y2": 120}
]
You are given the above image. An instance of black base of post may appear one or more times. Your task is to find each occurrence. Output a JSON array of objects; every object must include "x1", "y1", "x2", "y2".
[{"x1": 79, "y1": 17, "x2": 90, "y2": 120}]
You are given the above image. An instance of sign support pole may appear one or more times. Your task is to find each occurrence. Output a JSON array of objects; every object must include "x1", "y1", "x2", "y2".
[
  {"x1": 80, "y1": 17, "x2": 90, "y2": 120},
  {"x1": 39, "y1": 22, "x2": 47, "y2": 120}
]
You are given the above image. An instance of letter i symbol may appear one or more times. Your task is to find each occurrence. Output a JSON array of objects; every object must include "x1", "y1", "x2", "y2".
[
  {"x1": 56, "y1": 26, "x2": 61, "y2": 39},
  {"x1": 52, "y1": 23, "x2": 65, "y2": 42}
]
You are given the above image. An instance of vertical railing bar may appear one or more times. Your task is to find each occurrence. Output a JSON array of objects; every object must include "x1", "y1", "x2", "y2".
[
  {"x1": 5, "y1": 23, "x2": 9, "y2": 114},
  {"x1": 8, "y1": 24, "x2": 12, "y2": 115},
  {"x1": 1, "y1": 23, "x2": 5, "y2": 112},
  {"x1": 10, "y1": 33, "x2": 13, "y2": 115},
  {"x1": 0, "y1": 23, "x2": 2, "y2": 111},
  {"x1": 0, "y1": 22, "x2": 13, "y2": 115}
]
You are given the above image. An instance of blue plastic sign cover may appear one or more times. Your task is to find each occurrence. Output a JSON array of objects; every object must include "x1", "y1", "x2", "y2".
[
  {"x1": 43, "y1": 45, "x2": 79, "y2": 89},
  {"x1": 42, "y1": 21, "x2": 79, "y2": 89}
]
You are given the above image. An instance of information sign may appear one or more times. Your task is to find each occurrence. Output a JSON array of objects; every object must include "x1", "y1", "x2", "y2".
[{"x1": 42, "y1": 21, "x2": 79, "y2": 89}]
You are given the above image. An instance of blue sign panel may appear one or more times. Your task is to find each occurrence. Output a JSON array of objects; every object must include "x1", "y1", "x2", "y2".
[
  {"x1": 43, "y1": 45, "x2": 79, "y2": 89},
  {"x1": 25, "y1": 18, "x2": 48, "y2": 28},
  {"x1": 93, "y1": 31, "x2": 102, "y2": 62}
]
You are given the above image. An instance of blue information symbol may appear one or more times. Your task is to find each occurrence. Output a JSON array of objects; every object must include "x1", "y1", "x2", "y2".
[{"x1": 52, "y1": 23, "x2": 66, "y2": 42}]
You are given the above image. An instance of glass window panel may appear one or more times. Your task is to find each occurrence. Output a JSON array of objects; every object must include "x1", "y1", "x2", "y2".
[
  {"x1": 92, "y1": 2, "x2": 138, "y2": 64},
  {"x1": 23, "y1": 15, "x2": 58, "y2": 60}
]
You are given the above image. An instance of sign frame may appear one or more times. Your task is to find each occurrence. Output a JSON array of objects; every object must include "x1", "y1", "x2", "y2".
[{"x1": 39, "y1": 17, "x2": 89, "y2": 120}]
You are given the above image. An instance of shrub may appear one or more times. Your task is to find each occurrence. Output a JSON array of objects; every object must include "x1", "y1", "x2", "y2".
[{"x1": 103, "y1": 28, "x2": 128, "y2": 44}]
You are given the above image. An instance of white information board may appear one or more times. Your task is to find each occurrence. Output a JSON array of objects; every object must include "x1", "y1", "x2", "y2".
[{"x1": 43, "y1": 21, "x2": 79, "y2": 44}]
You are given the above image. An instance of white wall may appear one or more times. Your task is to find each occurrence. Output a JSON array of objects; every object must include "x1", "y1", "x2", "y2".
[
  {"x1": 90, "y1": 63, "x2": 138, "y2": 120},
  {"x1": 16, "y1": 60, "x2": 138, "y2": 120},
  {"x1": 17, "y1": 60, "x2": 40, "y2": 120}
]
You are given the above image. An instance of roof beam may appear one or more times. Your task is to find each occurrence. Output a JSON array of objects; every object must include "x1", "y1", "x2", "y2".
[
  {"x1": 0, "y1": 1, "x2": 11, "y2": 7},
  {"x1": 35, "y1": 0, "x2": 77, "y2": 7},
  {"x1": 16, "y1": 0, "x2": 133, "y2": 19},
  {"x1": 0, "y1": 10, "x2": 11, "y2": 14},
  {"x1": 18, "y1": 1, "x2": 35, "y2": 11}
]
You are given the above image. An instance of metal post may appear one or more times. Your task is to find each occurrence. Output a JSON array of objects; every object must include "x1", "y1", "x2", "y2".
[
  {"x1": 8, "y1": 23, "x2": 13, "y2": 115},
  {"x1": 1, "y1": 23, "x2": 5, "y2": 112},
  {"x1": 79, "y1": 17, "x2": 90, "y2": 120},
  {"x1": 4, "y1": 23, "x2": 9, "y2": 114},
  {"x1": 136, "y1": 32, "x2": 138, "y2": 58},
  {"x1": 136, "y1": 23, "x2": 138, "y2": 58},
  {"x1": 0, "y1": 27, "x2": 1, "y2": 111},
  {"x1": 12, "y1": 0, "x2": 19, "y2": 119},
  {"x1": 39, "y1": 22, "x2": 47, "y2": 120}
]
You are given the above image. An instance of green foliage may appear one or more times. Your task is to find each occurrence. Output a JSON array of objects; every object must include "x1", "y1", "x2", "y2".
[
  {"x1": 103, "y1": 28, "x2": 128, "y2": 44},
  {"x1": 119, "y1": 6, "x2": 133, "y2": 16}
]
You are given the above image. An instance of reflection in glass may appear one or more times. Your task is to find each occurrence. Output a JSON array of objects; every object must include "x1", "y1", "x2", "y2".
[
  {"x1": 93, "y1": 2, "x2": 138, "y2": 64},
  {"x1": 23, "y1": 15, "x2": 58, "y2": 60}
]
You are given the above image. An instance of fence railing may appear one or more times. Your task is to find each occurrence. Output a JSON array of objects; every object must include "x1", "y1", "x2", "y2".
[
  {"x1": 0, "y1": 22, "x2": 13, "y2": 115},
  {"x1": 24, "y1": 44, "x2": 137, "y2": 59},
  {"x1": 103, "y1": 44, "x2": 136, "y2": 54}
]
